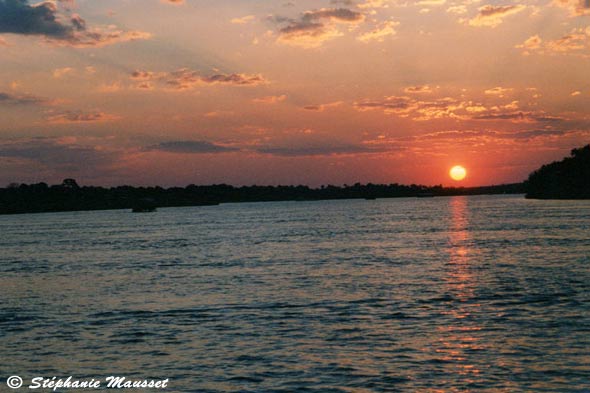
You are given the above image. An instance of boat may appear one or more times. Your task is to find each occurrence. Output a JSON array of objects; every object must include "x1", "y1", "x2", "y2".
[
  {"x1": 416, "y1": 193, "x2": 435, "y2": 198},
  {"x1": 132, "y1": 206, "x2": 157, "y2": 213},
  {"x1": 131, "y1": 198, "x2": 158, "y2": 213}
]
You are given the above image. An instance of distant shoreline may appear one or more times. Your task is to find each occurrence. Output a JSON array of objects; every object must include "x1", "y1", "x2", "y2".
[{"x1": 0, "y1": 180, "x2": 525, "y2": 215}]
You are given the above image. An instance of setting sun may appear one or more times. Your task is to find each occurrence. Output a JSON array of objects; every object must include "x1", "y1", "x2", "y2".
[{"x1": 450, "y1": 166, "x2": 467, "y2": 181}]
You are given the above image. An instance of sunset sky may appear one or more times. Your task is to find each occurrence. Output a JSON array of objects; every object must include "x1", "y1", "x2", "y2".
[{"x1": 1, "y1": 0, "x2": 589, "y2": 187}]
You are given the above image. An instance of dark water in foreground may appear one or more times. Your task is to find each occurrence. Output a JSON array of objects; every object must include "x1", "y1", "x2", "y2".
[{"x1": 0, "y1": 195, "x2": 589, "y2": 392}]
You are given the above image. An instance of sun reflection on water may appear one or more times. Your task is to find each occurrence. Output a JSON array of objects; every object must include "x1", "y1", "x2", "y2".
[{"x1": 434, "y1": 197, "x2": 486, "y2": 384}]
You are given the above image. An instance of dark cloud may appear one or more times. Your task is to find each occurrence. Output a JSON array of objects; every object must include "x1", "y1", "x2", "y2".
[
  {"x1": 354, "y1": 96, "x2": 414, "y2": 115},
  {"x1": 0, "y1": 0, "x2": 72, "y2": 37},
  {"x1": 278, "y1": 7, "x2": 365, "y2": 32},
  {"x1": 146, "y1": 141, "x2": 239, "y2": 154},
  {"x1": 508, "y1": 130, "x2": 567, "y2": 139},
  {"x1": 0, "y1": 137, "x2": 117, "y2": 169},
  {"x1": 0, "y1": 0, "x2": 150, "y2": 47},
  {"x1": 404, "y1": 85, "x2": 432, "y2": 94},
  {"x1": 330, "y1": 0, "x2": 357, "y2": 5},
  {"x1": 302, "y1": 101, "x2": 342, "y2": 111},
  {"x1": 302, "y1": 8, "x2": 365, "y2": 22},
  {"x1": 279, "y1": 21, "x2": 325, "y2": 36},
  {"x1": 131, "y1": 70, "x2": 153, "y2": 79},
  {"x1": 0, "y1": 91, "x2": 47, "y2": 105},
  {"x1": 70, "y1": 14, "x2": 86, "y2": 31},
  {"x1": 46, "y1": 111, "x2": 119, "y2": 124},
  {"x1": 274, "y1": 7, "x2": 365, "y2": 48},
  {"x1": 407, "y1": 130, "x2": 497, "y2": 141},
  {"x1": 479, "y1": 5, "x2": 520, "y2": 17},
  {"x1": 131, "y1": 68, "x2": 267, "y2": 90},
  {"x1": 256, "y1": 143, "x2": 387, "y2": 156},
  {"x1": 200, "y1": 73, "x2": 266, "y2": 86},
  {"x1": 473, "y1": 111, "x2": 564, "y2": 123}
]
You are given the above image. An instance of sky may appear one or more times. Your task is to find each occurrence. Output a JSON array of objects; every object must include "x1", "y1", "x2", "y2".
[{"x1": 0, "y1": 0, "x2": 589, "y2": 187}]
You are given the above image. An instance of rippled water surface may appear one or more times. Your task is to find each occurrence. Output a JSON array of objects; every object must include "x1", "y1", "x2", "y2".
[{"x1": 1, "y1": 195, "x2": 589, "y2": 392}]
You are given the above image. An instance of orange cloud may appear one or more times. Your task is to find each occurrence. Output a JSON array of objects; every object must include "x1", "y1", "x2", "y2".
[
  {"x1": 553, "y1": 0, "x2": 590, "y2": 16},
  {"x1": 353, "y1": 88, "x2": 569, "y2": 124},
  {"x1": 252, "y1": 95, "x2": 287, "y2": 104},
  {"x1": 52, "y1": 67, "x2": 74, "y2": 78},
  {"x1": 355, "y1": 95, "x2": 464, "y2": 120},
  {"x1": 46, "y1": 28, "x2": 152, "y2": 48},
  {"x1": 404, "y1": 85, "x2": 433, "y2": 94},
  {"x1": 517, "y1": 28, "x2": 590, "y2": 55},
  {"x1": 204, "y1": 111, "x2": 234, "y2": 118},
  {"x1": 231, "y1": 15, "x2": 256, "y2": 24},
  {"x1": 472, "y1": 111, "x2": 564, "y2": 123},
  {"x1": 357, "y1": 20, "x2": 398, "y2": 43},
  {"x1": 468, "y1": 5, "x2": 526, "y2": 28},
  {"x1": 302, "y1": 101, "x2": 343, "y2": 111},
  {"x1": 516, "y1": 34, "x2": 543, "y2": 53},
  {"x1": 546, "y1": 31, "x2": 588, "y2": 52},
  {"x1": 484, "y1": 87, "x2": 513, "y2": 97},
  {"x1": 47, "y1": 111, "x2": 120, "y2": 124},
  {"x1": 355, "y1": 96, "x2": 415, "y2": 116},
  {"x1": 357, "y1": 0, "x2": 391, "y2": 9},
  {"x1": 275, "y1": 8, "x2": 365, "y2": 48},
  {"x1": 131, "y1": 68, "x2": 268, "y2": 90},
  {"x1": 96, "y1": 82, "x2": 123, "y2": 93}
]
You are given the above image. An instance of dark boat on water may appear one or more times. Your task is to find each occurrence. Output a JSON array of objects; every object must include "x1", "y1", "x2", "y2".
[
  {"x1": 417, "y1": 193, "x2": 435, "y2": 198},
  {"x1": 132, "y1": 198, "x2": 157, "y2": 213}
]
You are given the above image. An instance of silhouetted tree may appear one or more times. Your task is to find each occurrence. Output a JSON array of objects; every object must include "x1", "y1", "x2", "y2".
[
  {"x1": 62, "y1": 178, "x2": 80, "y2": 189},
  {"x1": 526, "y1": 144, "x2": 590, "y2": 199}
]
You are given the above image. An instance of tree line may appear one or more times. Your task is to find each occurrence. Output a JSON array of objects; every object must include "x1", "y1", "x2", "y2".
[{"x1": 0, "y1": 179, "x2": 525, "y2": 215}]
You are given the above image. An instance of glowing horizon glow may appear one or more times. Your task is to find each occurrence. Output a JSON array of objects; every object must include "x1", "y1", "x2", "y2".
[{"x1": 450, "y1": 166, "x2": 467, "y2": 182}]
